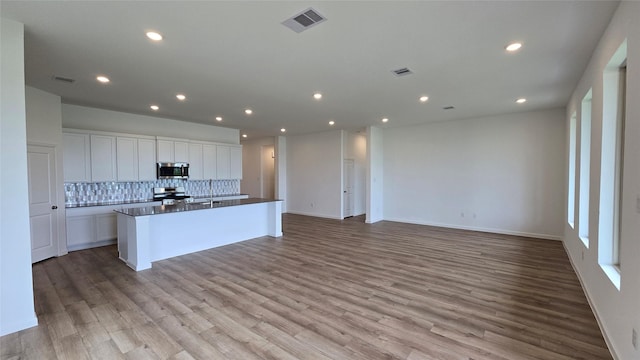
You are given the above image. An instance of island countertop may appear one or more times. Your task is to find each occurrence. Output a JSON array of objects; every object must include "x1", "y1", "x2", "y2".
[{"x1": 114, "y1": 198, "x2": 281, "y2": 217}]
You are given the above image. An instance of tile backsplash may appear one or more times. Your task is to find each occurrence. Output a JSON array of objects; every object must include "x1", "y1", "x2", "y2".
[{"x1": 64, "y1": 179, "x2": 240, "y2": 206}]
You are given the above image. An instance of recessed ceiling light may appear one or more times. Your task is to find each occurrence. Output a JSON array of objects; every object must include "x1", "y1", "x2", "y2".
[
  {"x1": 382, "y1": 118, "x2": 389, "y2": 123},
  {"x1": 506, "y1": 42, "x2": 522, "y2": 52},
  {"x1": 96, "y1": 76, "x2": 110, "y2": 83},
  {"x1": 242, "y1": 134, "x2": 248, "y2": 138},
  {"x1": 146, "y1": 31, "x2": 163, "y2": 41},
  {"x1": 176, "y1": 94, "x2": 186, "y2": 101},
  {"x1": 419, "y1": 95, "x2": 429, "y2": 102},
  {"x1": 245, "y1": 109, "x2": 253, "y2": 115},
  {"x1": 516, "y1": 98, "x2": 527, "y2": 104},
  {"x1": 329, "y1": 120, "x2": 335, "y2": 125},
  {"x1": 280, "y1": 128, "x2": 286, "y2": 133},
  {"x1": 313, "y1": 92, "x2": 323, "y2": 100},
  {"x1": 150, "y1": 105, "x2": 159, "y2": 111},
  {"x1": 215, "y1": 116, "x2": 223, "y2": 121}
]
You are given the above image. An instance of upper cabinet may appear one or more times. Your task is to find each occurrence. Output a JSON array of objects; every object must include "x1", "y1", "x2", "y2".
[
  {"x1": 157, "y1": 137, "x2": 189, "y2": 163},
  {"x1": 137, "y1": 138, "x2": 156, "y2": 181},
  {"x1": 230, "y1": 146, "x2": 242, "y2": 180},
  {"x1": 216, "y1": 145, "x2": 230, "y2": 179},
  {"x1": 202, "y1": 144, "x2": 217, "y2": 180},
  {"x1": 216, "y1": 144, "x2": 242, "y2": 180},
  {"x1": 116, "y1": 136, "x2": 156, "y2": 181},
  {"x1": 188, "y1": 143, "x2": 204, "y2": 180},
  {"x1": 116, "y1": 137, "x2": 138, "y2": 181},
  {"x1": 63, "y1": 133, "x2": 91, "y2": 182},
  {"x1": 63, "y1": 130, "x2": 241, "y2": 182},
  {"x1": 90, "y1": 135, "x2": 117, "y2": 182}
]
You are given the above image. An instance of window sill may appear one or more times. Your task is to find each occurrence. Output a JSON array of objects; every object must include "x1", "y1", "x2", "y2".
[
  {"x1": 600, "y1": 264, "x2": 621, "y2": 290},
  {"x1": 579, "y1": 235, "x2": 589, "y2": 248}
]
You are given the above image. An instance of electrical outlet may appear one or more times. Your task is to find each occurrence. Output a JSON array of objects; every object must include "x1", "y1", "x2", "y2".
[
  {"x1": 473, "y1": 213, "x2": 477, "y2": 219},
  {"x1": 310, "y1": 202, "x2": 314, "y2": 208},
  {"x1": 460, "y1": 212, "x2": 465, "y2": 218},
  {"x1": 633, "y1": 328, "x2": 637, "y2": 350}
]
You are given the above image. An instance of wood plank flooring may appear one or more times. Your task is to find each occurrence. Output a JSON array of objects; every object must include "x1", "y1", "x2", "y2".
[{"x1": 1, "y1": 214, "x2": 611, "y2": 359}]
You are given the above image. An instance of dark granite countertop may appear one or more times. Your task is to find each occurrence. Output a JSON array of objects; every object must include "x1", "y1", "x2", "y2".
[{"x1": 114, "y1": 198, "x2": 281, "y2": 217}]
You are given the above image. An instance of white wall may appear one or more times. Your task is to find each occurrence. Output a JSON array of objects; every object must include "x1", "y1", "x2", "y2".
[
  {"x1": 366, "y1": 126, "x2": 384, "y2": 223},
  {"x1": 564, "y1": 2, "x2": 639, "y2": 359},
  {"x1": 275, "y1": 136, "x2": 287, "y2": 212},
  {"x1": 383, "y1": 109, "x2": 565, "y2": 239},
  {"x1": 25, "y1": 86, "x2": 68, "y2": 256},
  {"x1": 345, "y1": 131, "x2": 367, "y2": 216},
  {"x1": 62, "y1": 104, "x2": 239, "y2": 144},
  {"x1": 240, "y1": 137, "x2": 275, "y2": 197},
  {"x1": 286, "y1": 130, "x2": 343, "y2": 219},
  {"x1": 0, "y1": 18, "x2": 38, "y2": 336}
]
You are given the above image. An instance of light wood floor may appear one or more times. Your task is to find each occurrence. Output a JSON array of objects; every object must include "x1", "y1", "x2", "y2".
[{"x1": 1, "y1": 214, "x2": 611, "y2": 360}]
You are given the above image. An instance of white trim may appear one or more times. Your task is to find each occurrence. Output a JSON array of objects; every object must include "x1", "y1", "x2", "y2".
[
  {"x1": 383, "y1": 217, "x2": 563, "y2": 241},
  {"x1": 67, "y1": 239, "x2": 116, "y2": 252},
  {"x1": 599, "y1": 264, "x2": 621, "y2": 291},
  {"x1": 563, "y1": 241, "x2": 619, "y2": 360},
  {"x1": 284, "y1": 211, "x2": 343, "y2": 220}
]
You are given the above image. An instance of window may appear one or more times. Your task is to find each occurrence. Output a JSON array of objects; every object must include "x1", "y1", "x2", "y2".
[
  {"x1": 578, "y1": 90, "x2": 592, "y2": 247},
  {"x1": 599, "y1": 40, "x2": 626, "y2": 289},
  {"x1": 567, "y1": 112, "x2": 577, "y2": 228}
]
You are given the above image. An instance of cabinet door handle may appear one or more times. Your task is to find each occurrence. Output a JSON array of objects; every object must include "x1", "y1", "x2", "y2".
[{"x1": 51, "y1": 205, "x2": 58, "y2": 210}]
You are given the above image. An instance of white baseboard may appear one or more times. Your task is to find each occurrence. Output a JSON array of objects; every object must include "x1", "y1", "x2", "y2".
[
  {"x1": 285, "y1": 211, "x2": 344, "y2": 220},
  {"x1": 0, "y1": 314, "x2": 38, "y2": 337},
  {"x1": 67, "y1": 239, "x2": 116, "y2": 252},
  {"x1": 383, "y1": 217, "x2": 562, "y2": 241},
  {"x1": 562, "y1": 241, "x2": 619, "y2": 360}
]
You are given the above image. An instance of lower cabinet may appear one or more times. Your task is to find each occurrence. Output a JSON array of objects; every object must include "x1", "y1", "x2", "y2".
[
  {"x1": 66, "y1": 215, "x2": 96, "y2": 250},
  {"x1": 66, "y1": 202, "x2": 160, "y2": 251}
]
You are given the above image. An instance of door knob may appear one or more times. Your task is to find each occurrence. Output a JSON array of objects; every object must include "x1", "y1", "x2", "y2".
[{"x1": 51, "y1": 205, "x2": 58, "y2": 210}]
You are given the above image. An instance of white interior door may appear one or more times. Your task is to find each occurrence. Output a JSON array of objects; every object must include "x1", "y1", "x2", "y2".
[
  {"x1": 28, "y1": 145, "x2": 59, "y2": 263},
  {"x1": 343, "y1": 159, "x2": 354, "y2": 218}
]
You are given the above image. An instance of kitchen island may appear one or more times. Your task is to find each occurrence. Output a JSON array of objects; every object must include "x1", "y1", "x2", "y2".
[{"x1": 115, "y1": 198, "x2": 282, "y2": 271}]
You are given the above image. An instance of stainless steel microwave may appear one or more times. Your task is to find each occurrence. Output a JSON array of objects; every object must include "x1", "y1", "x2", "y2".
[{"x1": 157, "y1": 162, "x2": 189, "y2": 179}]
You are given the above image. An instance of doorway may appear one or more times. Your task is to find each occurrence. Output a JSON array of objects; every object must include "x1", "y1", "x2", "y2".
[
  {"x1": 27, "y1": 144, "x2": 60, "y2": 263},
  {"x1": 261, "y1": 145, "x2": 275, "y2": 199}
]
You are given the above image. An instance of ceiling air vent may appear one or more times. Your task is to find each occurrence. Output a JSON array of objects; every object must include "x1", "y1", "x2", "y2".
[
  {"x1": 52, "y1": 75, "x2": 75, "y2": 84},
  {"x1": 392, "y1": 67, "x2": 413, "y2": 77},
  {"x1": 282, "y1": 7, "x2": 327, "y2": 33}
]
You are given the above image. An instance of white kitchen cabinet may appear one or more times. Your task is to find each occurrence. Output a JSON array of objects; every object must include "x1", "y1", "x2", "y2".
[
  {"x1": 66, "y1": 215, "x2": 96, "y2": 249},
  {"x1": 230, "y1": 146, "x2": 243, "y2": 180},
  {"x1": 188, "y1": 143, "x2": 204, "y2": 180},
  {"x1": 96, "y1": 213, "x2": 117, "y2": 242},
  {"x1": 66, "y1": 201, "x2": 161, "y2": 251},
  {"x1": 116, "y1": 137, "x2": 138, "y2": 181},
  {"x1": 138, "y1": 138, "x2": 156, "y2": 181},
  {"x1": 157, "y1": 137, "x2": 189, "y2": 163},
  {"x1": 157, "y1": 139, "x2": 174, "y2": 163},
  {"x1": 90, "y1": 134, "x2": 117, "y2": 182},
  {"x1": 63, "y1": 133, "x2": 91, "y2": 182},
  {"x1": 216, "y1": 145, "x2": 230, "y2": 179},
  {"x1": 202, "y1": 144, "x2": 217, "y2": 179},
  {"x1": 215, "y1": 144, "x2": 242, "y2": 180},
  {"x1": 174, "y1": 141, "x2": 189, "y2": 163},
  {"x1": 117, "y1": 136, "x2": 156, "y2": 181}
]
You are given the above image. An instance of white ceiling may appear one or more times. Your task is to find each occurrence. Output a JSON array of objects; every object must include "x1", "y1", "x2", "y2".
[{"x1": 2, "y1": 1, "x2": 619, "y2": 138}]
